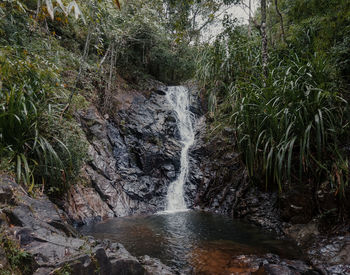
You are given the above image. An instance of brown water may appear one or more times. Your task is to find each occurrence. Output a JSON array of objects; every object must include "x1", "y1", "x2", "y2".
[{"x1": 81, "y1": 211, "x2": 302, "y2": 272}]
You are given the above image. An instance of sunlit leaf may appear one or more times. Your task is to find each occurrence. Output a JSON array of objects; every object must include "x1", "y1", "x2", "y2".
[
  {"x1": 67, "y1": 1, "x2": 85, "y2": 23},
  {"x1": 45, "y1": 0, "x2": 55, "y2": 20},
  {"x1": 56, "y1": 0, "x2": 67, "y2": 16}
]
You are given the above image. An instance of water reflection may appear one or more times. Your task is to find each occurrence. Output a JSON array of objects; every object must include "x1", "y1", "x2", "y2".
[{"x1": 81, "y1": 211, "x2": 301, "y2": 271}]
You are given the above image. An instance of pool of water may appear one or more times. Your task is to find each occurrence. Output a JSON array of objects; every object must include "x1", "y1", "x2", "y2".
[{"x1": 81, "y1": 211, "x2": 301, "y2": 272}]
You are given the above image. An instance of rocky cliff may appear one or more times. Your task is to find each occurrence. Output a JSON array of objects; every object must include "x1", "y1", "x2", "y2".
[{"x1": 63, "y1": 84, "x2": 198, "y2": 224}]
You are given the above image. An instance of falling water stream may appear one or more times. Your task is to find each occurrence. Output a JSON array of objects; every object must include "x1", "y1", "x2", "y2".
[
  {"x1": 82, "y1": 86, "x2": 302, "y2": 273},
  {"x1": 165, "y1": 86, "x2": 195, "y2": 211}
]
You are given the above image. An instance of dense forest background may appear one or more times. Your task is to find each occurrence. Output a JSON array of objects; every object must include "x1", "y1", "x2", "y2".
[{"x1": 0, "y1": 0, "x2": 349, "y2": 211}]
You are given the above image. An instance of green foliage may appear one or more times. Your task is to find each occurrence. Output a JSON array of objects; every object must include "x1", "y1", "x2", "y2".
[
  {"x1": 269, "y1": 0, "x2": 350, "y2": 83},
  {"x1": 0, "y1": 2, "x2": 88, "y2": 196},
  {"x1": 163, "y1": 0, "x2": 240, "y2": 42},
  {"x1": 196, "y1": 27, "x2": 260, "y2": 114},
  {"x1": 234, "y1": 52, "x2": 347, "y2": 192},
  {"x1": 41, "y1": 112, "x2": 89, "y2": 196},
  {"x1": 41, "y1": 0, "x2": 85, "y2": 22},
  {"x1": 0, "y1": 234, "x2": 35, "y2": 275},
  {"x1": 197, "y1": 9, "x2": 349, "y2": 195},
  {"x1": 0, "y1": 47, "x2": 61, "y2": 188},
  {"x1": 92, "y1": 0, "x2": 197, "y2": 83}
]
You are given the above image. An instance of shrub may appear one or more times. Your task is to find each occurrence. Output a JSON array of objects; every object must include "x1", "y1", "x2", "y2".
[
  {"x1": 196, "y1": 28, "x2": 349, "y2": 194},
  {"x1": 0, "y1": 20, "x2": 87, "y2": 196}
]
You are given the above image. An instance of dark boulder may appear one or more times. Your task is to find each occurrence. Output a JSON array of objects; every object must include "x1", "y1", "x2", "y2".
[{"x1": 0, "y1": 175, "x2": 175, "y2": 275}]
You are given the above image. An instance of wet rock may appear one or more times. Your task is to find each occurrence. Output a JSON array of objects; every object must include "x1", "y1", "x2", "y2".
[
  {"x1": 162, "y1": 163, "x2": 176, "y2": 179},
  {"x1": 64, "y1": 84, "x2": 192, "y2": 223},
  {"x1": 1, "y1": 175, "x2": 174, "y2": 275},
  {"x1": 284, "y1": 223, "x2": 320, "y2": 247},
  {"x1": 51, "y1": 243, "x2": 147, "y2": 275},
  {"x1": 65, "y1": 182, "x2": 114, "y2": 225},
  {"x1": 234, "y1": 188, "x2": 284, "y2": 234},
  {"x1": 237, "y1": 255, "x2": 320, "y2": 275},
  {"x1": 21, "y1": 230, "x2": 85, "y2": 266},
  {"x1": 64, "y1": 105, "x2": 152, "y2": 224},
  {"x1": 0, "y1": 177, "x2": 85, "y2": 268},
  {"x1": 190, "y1": 116, "x2": 285, "y2": 233},
  {"x1": 103, "y1": 242, "x2": 147, "y2": 275},
  {"x1": 154, "y1": 89, "x2": 167, "y2": 96},
  {"x1": 33, "y1": 268, "x2": 54, "y2": 275},
  {"x1": 279, "y1": 187, "x2": 316, "y2": 224},
  {"x1": 113, "y1": 91, "x2": 183, "y2": 210},
  {"x1": 188, "y1": 113, "x2": 244, "y2": 212},
  {"x1": 4, "y1": 206, "x2": 84, "y2": 267},
  {"x1": 307, "y1": 235, "x2": 350, "y2": 273},
  {"x1": 139, "y1": 255, "x2": 177, "y2": 275}
]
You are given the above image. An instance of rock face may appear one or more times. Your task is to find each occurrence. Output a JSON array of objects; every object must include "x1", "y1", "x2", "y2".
[
  {"x1": 64, "y1": 86, "x2": 187, "y2": 224},
  {"x1": 64, "y1": 104, "x2": 150, "y2": 224},
  {"x1": 64, "y1": 82, "x2": 250, "y2": 225},
  {"x1": 113, "y1": 89, "x2": 182, "y2": 210},
  {"x1": 307, "y1": 235, "x2": 350, "y2": 274},
  {"x1": 0, "y1": 175, "x2": 176, "y2": 275},
  {"x1": 189, "y1": 120, "x2": 284, "y2": 234}
]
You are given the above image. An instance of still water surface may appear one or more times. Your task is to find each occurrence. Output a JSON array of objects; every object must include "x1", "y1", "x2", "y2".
[{"x1": 81, "y1": 211, "x2": 301, "y2": 271}]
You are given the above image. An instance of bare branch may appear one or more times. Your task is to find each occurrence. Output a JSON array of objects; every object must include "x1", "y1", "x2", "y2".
[{"x1": 274, "y1": 0, "x2": 286, "y2": 44}]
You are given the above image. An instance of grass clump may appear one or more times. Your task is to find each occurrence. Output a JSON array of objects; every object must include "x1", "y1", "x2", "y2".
[
  {"x1": 0, "y1": 1, "x2": 88, "y2": 197},
  {"x1": 196, "y1": 1, "x2": 350, "y2": 197}
]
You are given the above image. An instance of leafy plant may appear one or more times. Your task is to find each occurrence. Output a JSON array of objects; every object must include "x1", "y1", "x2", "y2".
[
  {"x1": 0, "y1": 24, "x2": 87, "y2": 195},
  {"x1": 196, "y1": 25, "x2": 349, "y2": 195},
  {"x1": 233, "y1": 52, "x2": 348, "y2": 192},
  {"x1": 0, "y1": 234, "x2": 35, "y2": 275},
  {"x1": 37, "y1": 0, "x2": 85, "y2": 22}
]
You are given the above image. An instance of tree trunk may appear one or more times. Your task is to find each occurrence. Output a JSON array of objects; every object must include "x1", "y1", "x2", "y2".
[
  {"x1": 261, "y1": 0, "x2": 268, "y2": 81},
  {"x1": 274, "y1": 0, "x2": 286, "y2": 44},
  {"x1": 248, "y1": 0, "x2": 252, "y2": 37}
]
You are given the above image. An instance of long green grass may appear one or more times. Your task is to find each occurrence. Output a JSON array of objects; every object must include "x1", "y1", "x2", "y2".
[
  {"x1": 196, "y1": 27, "x2": 349, "y2": 195},
  {"x1": 233, "y1": 52, "x2": 348, "y2": 192},
  {"x1": 0, "y1": 25, "x2": 87, "y2": 196},
  {"x1": 0, "y1": 48, "x2": 66, "y2": 191}
]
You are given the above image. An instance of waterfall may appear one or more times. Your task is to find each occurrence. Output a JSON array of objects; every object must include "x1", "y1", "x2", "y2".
[{"x1": 165, "y1": 86, "x2": 195, "y2": 212}]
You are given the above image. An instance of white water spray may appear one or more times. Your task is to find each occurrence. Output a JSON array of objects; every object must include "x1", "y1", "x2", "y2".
[{"x1": 165, "y1": 86, "x2": 195, "y2": 212}]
